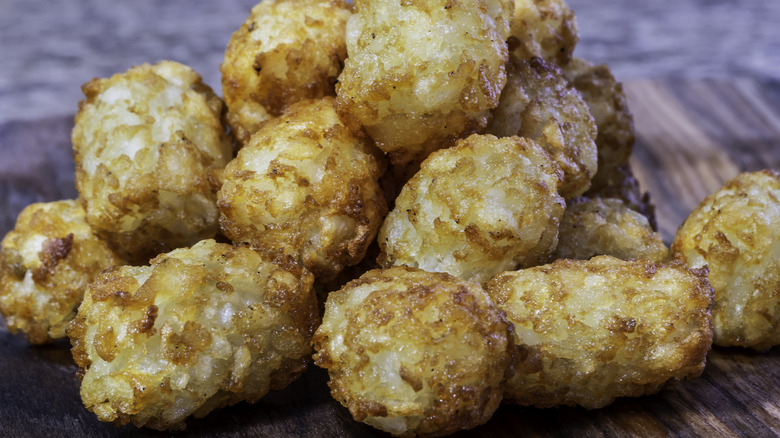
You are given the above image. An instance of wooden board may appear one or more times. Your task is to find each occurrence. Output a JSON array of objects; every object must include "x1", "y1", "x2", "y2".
[{"x1": 1, "y1": 79, "x2": 779, "y2": 437}]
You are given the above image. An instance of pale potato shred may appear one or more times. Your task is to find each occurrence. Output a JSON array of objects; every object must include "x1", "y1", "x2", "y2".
[
  {"x1": 0, "y1": 200, "x2": 121, "y2": 344},
  {"x1": 313, "y1": 266, "x2": 512, "y2": 437},
  {"x1": 486, "y1": 56, "x2": 597, "y2": 198},
  {"x1": 564, "y1": 57, "x2": 636, "y2": 194},
  {"x1": 72, "y1": 61, "x2": 233, "y2": 264},
  {"x1": 221, "y1": 0, "x2": 351, "y2": 145},
  {"x1": 379, "y1": 134, "x2": 565, "y2": 285},
  {"x1": 509, "y1": 0, "x2": 579, "y2": 66},
  {"x1": 336, "y1": 0, "x2": 513, "y2": 170},
  {"x1": 68, "y1": 240, "x2": 318, "y2": 431},
  {"x1": 555, "y1": 197, "x2": 668, "y2": 262},
  {"x1": 218, "y1": 97, "x2": 387, "y2": 282},
  {"x1": 4, "y1": 0, "x2": 779, "y2": 435},
  {"x1": 584, "y1": 162, "x2": 658, "y2": 228},
  {"x1": 672, "y1": 170, "x2": 780, "y2": 350},
  {"x1": 488, "y1": 256, "x2": 713, "y2": 409}
]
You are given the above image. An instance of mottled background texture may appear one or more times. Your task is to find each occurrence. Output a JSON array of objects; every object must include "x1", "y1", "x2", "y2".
[{"x1": 1, "y1": 0, "x2": 779, "y2": 122}]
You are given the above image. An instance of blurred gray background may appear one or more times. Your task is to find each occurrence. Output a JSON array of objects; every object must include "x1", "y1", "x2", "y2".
[{"x1": 1, "y1": 0, "x2": 779, "y2": 122}]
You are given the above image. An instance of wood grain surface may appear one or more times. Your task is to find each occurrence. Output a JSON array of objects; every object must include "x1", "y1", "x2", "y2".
[
  {"x1": 3, "y1": 0, "x2": 779, "y2": 122},
  {"x1": 1, "y1": 79, "x2": 780, "y2": 437}
]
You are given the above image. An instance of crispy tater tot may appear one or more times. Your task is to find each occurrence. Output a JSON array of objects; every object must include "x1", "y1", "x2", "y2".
[
  {"x1": 509, "y1": 0, "x2": 579, "y2": 66},
  {"x1": 336, "y1": 0, "x2": 513, "y2": 169},
  {"x1": 565, "y1": 57, "x2": 636, "y2": 194},
  {"x1": 485, "y1": 56, "x2": 597, "y2": 199},
  {"x1": 218, "y1": 97, "x2": 387, "y2": 282},
  {"x1": 313, "y1": 266, "x2": 512, "y2": 437},
  {"x1": 488, "y1": 256, "x2": 713, "y2": 409},
  {"x1": 67, "y1": 239, "x2": 318, "y2": 431},
  {"x1": 378, "y1": 134, "x2": 565, "y2": 285},
  {"x1": 561, "y1": 59, "x2": 653, "y2": 224},
  {"x1": 221, "y1": 0, "x2": 351, "y2": 145},
  {"x1": 0, "y1": 200, "x2": 121, "y2": 344},
  {"x1": 585, "y1": 163, "x2": 657, "y2": 229},
  {"x1": 72, "y1": 61, "x2": 233, "y2": 264},
  {"x1": 555, "y1": 197, "x2": 668, "y2": 262},
  {"x1": 672, "y1": 170, "x2": 780, "y2": 350}
]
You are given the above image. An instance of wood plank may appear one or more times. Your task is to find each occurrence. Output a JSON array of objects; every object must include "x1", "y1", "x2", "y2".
[
  {"x1": 1, "y1": 80, "x2": 779, "y2": 437},
  {"x1": 625, "y1": 79, "x2": 780, "y2": 241}
]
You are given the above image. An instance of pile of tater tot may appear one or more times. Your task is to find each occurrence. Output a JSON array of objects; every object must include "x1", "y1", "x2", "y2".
[{"x1": 1, "y1": 0, "x2": 779, "y2": 435}]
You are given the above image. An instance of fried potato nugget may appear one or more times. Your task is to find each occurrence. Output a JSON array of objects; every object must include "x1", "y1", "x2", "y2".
[
  {"x1": 555, "y1": 197, "x2": 668, "y2": 262},
  {"x1": 221, "y1": 0, "x2": 351, "y2": 145},
  {"x1": 584, "y1": 163, "x2": 657, "y2": 229},
  {"x1": 0, "y1": 200, "x2": 121, "y2": 344},
  {"x1": 488, "y1": 256, "x2": 713, "y2": 409},
  {"x1": 378, "y1": 134, "x2": 565, "y2": 285},
  {"x1": 509, "y1": 0, "x2": 579, "y2": 66},
  {"x1": 67, "y1": 239, "x2": 318, "y2": 431},
  {"x1": 218, "y1": 97, "x2": 387, "y2": 282},
  {"x1": 72, "y1": 61, "x2": 233, "y2": 264},
  {"x1": 313, "y1": 266, "x2": 512, "y2": 437},
  {"x1": 336, "y1": 0, "x2": 513, "y2": 168},
  {"x1": 565, "y1": 57, "x2": 636, "y2": 194},
  {"x1": 485, "y1": 56, "x2": 597, "y2": 199},
  {"x1": 672, "y1": 170, "x2": 780, "y2": 350}
]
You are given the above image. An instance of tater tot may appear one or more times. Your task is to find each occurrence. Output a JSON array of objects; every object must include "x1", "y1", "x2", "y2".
[
  {"x1": 0, "y1": 200, "x2": 121, "y2": 344},
  {"x1": 217, "y1": 97, "x2": 387, "y2": 282},
  {"x1": 509, "y1": 0, "x2": 579, "y2": 66},
  {"x1": 585, "y1": 163, "x2": 657, "y2": 230},
  {"x1": 488, "y1": 256, "x2": 713, "y2": 409},
  {"x1": 221, "y1": 0, "x2": 351, "y2": 145},
  {"x1": 336, "y1": 0, "x2": 513, "y2": 169},
  {"x1": 555, "y1": 197, "x2": 668, "y2": 262},
  {"x1": 68, "y1": 239, "x2": 318, "y2": 431},
  {"x1": 485, "y1": 56, "x2": 597, "y2": 199},
  {"x1": 565, "y1": 57, "x2": 636, "y2": 194},
  {"x1": 378, "y1": 134, "x2": 565, "y2": 285},
  {"x1": 72, "y1": 61, "x2": 233, "y2": 264},
  {"x1": 313, "y1": 266, "x2": 512, "y2": 437},
  {"x1": 672, "y1": 170, "x2": 780, "y2": 350}
]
